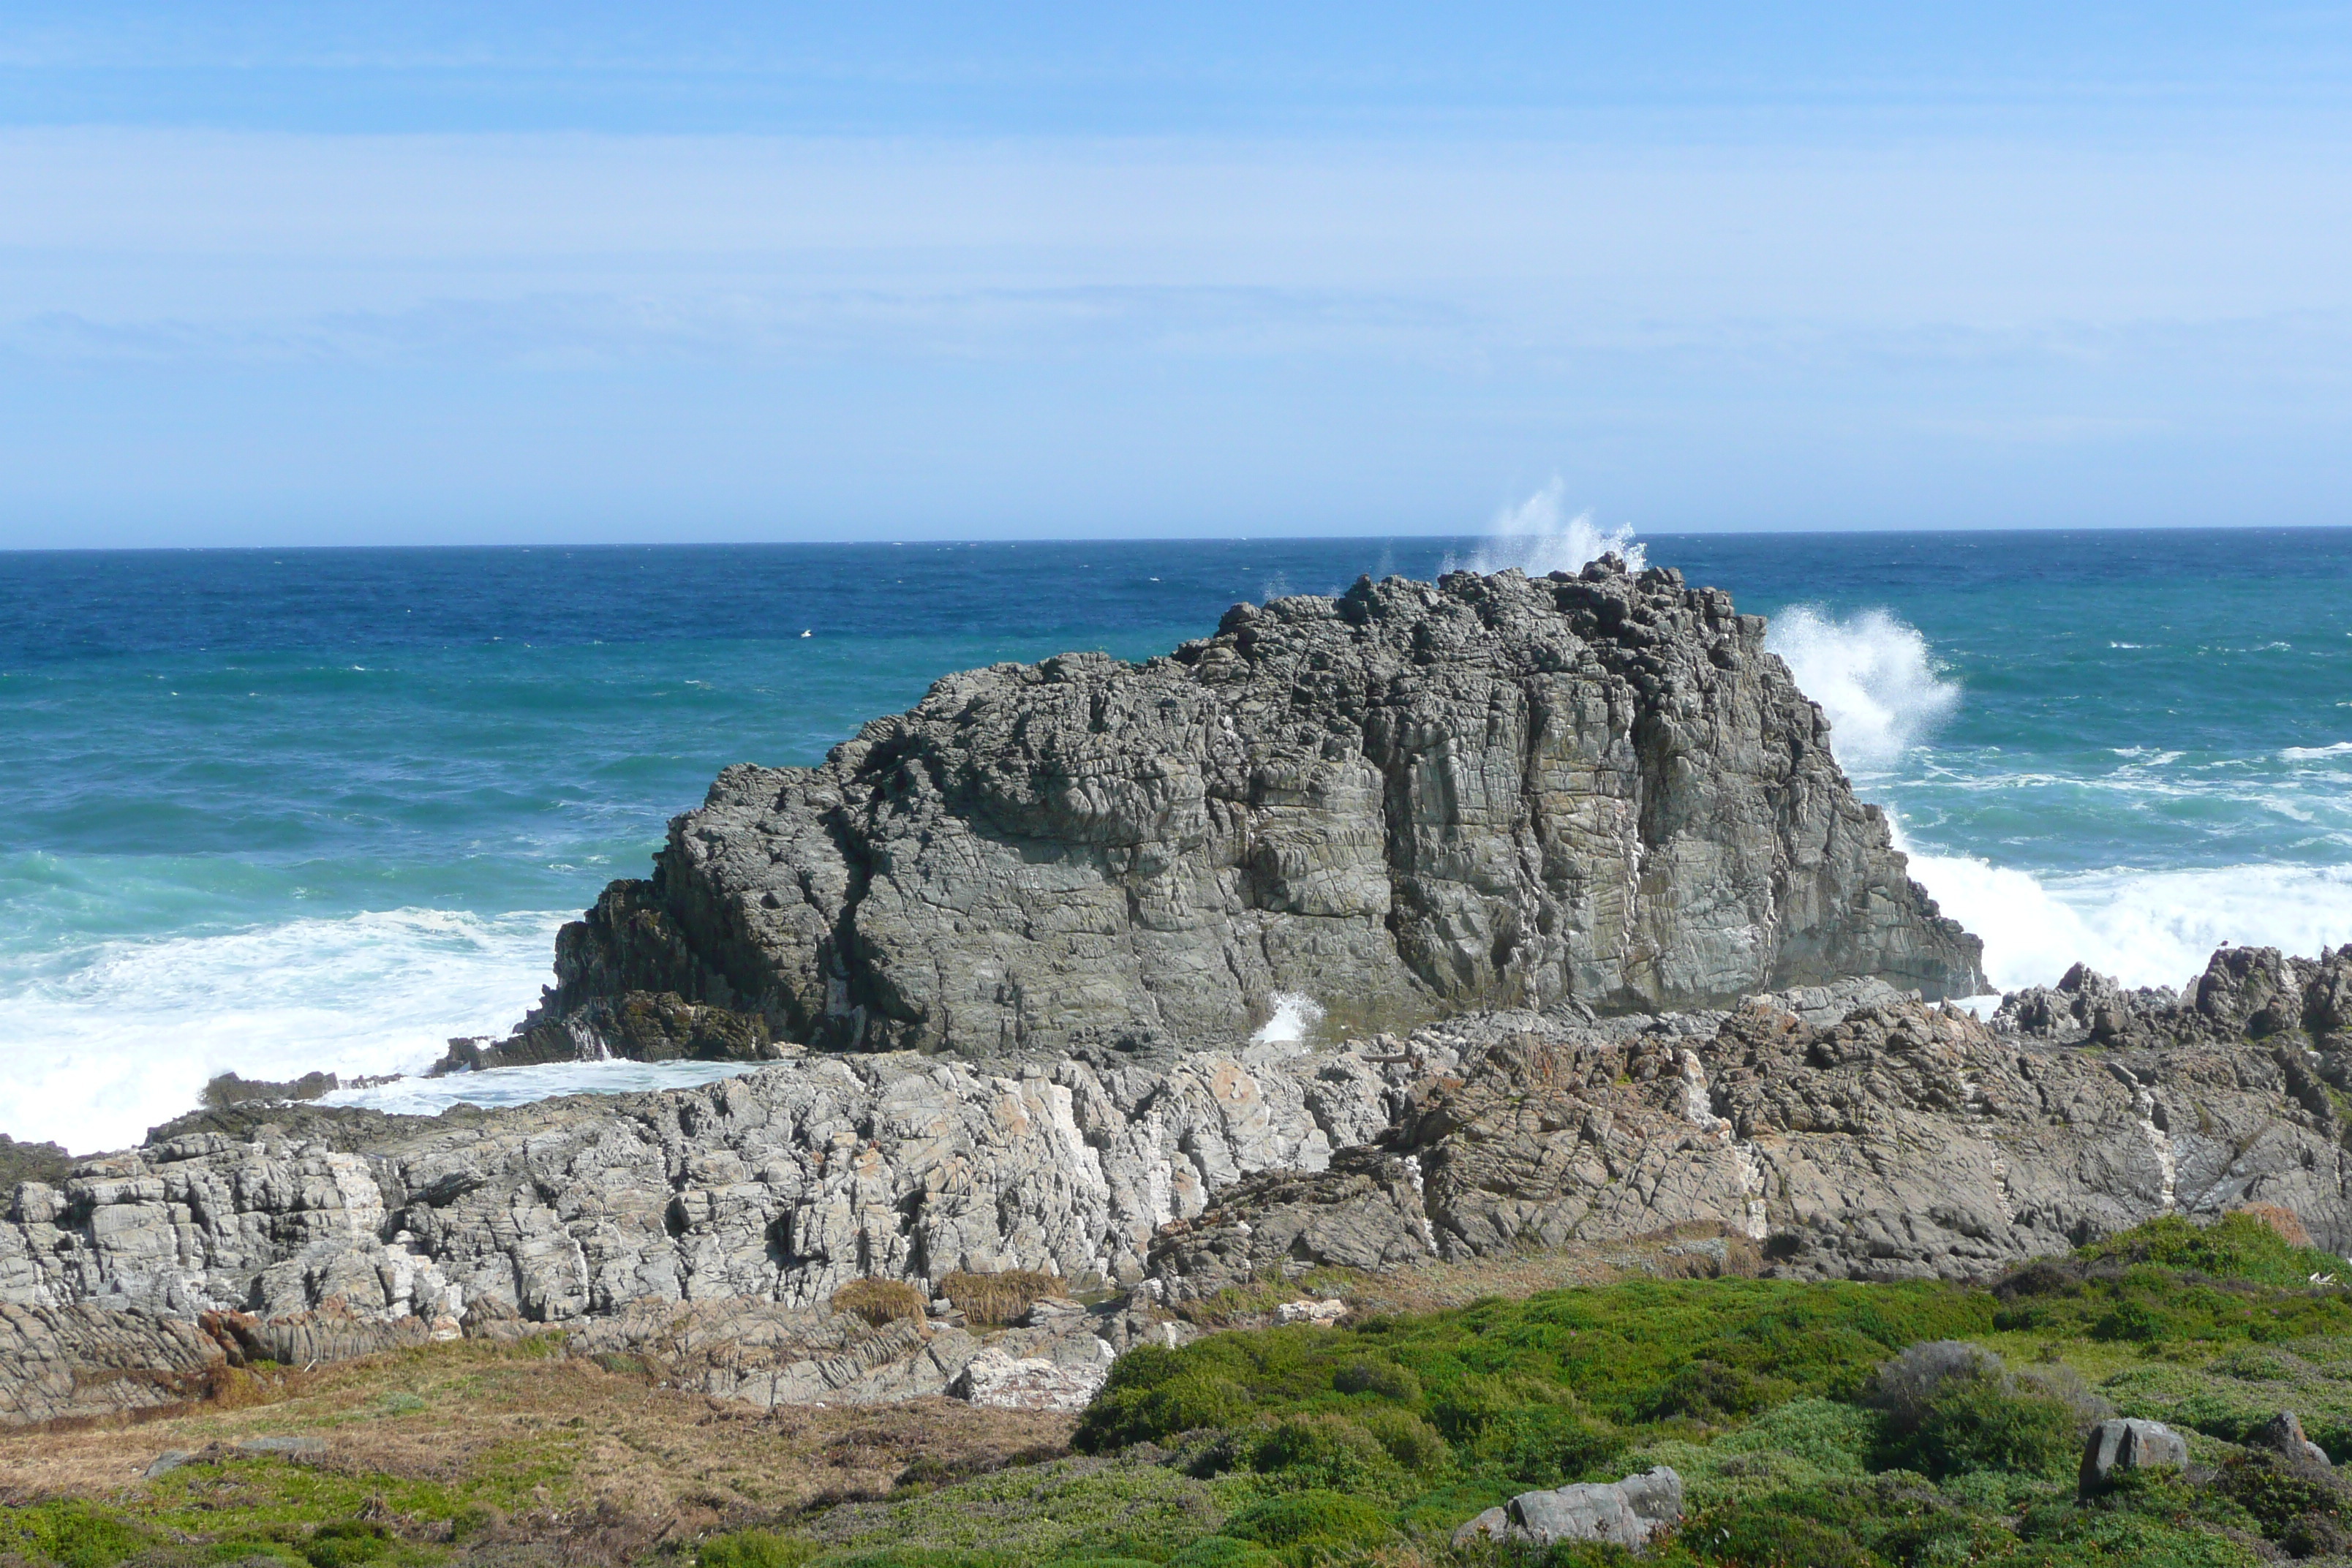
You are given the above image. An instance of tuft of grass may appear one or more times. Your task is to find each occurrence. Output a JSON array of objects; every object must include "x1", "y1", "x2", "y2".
[
  {"x1": 939, "y1": 1270, "x2": 1064, "y2": 1327},
  {"x1": 833, "y1": 1278, "x2": 930, "y2": 1329},
  {"x1": 699, "y1": 1528, "x2": 822, "y2": 1568}
]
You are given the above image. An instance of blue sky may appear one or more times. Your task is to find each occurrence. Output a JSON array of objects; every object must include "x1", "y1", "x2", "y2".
[{"x1": 3, "y1": 4, "x2": 2351, "y2": 546}]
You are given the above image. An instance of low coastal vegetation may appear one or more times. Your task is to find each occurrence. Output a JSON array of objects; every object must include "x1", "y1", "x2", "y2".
[{"x1": 10, "y1": 1213, "x2": 2352, "y2": 1568}]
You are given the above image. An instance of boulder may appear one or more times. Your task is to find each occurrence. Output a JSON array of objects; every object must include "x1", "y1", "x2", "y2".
[
  {"x1": 1273, "y1": 1298, "x2": 1347, "y2": 1327},
  {"x1": 2256, "y1": 1410, "x2": 2334, "y2": 1471},
  {"x1": 2079, "y1": 1419, "x2": 2189, "y2": 1496},
  {"x1": 1455, "y1": 1466, "x2": 1684, "y2": 1552},
  {"x1": 951, "y1": 1338, "x2": 1116, "y2": 1412}
]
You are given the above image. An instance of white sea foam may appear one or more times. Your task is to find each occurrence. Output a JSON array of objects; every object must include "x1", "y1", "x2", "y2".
[
  {"x1": 1901, "y1": 853, "x2": 2352, "y2": 993},
  {"x1": 1251, "y1": 991, "x2": 1326, "y2": 1045},
  {"x1": 0, "y1": 908, "x2": 566, "y2": 1152},
  {"x1": 1765, "y1": 607, "x2": 1961, "y2": 772},
  {"x1": 1447, "y1": 479, "x2": 1646, "y2": 578},
  {"x1": 320, "y1": 1058, "x2": 766, "y2": 1117},
  {"x1": 2283, "y1": 742, "x2": 2352, "y2": 760}
]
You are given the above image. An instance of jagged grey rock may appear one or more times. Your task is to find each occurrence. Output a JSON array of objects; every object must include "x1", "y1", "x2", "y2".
[
  {"x1": 1145, "y1": 976, "x2": 2352, "y2": 1294},
  {"x1": 952, "y1": 1337, "x2": 1117, "y2": 1411},
  {"x1": 2079, "y1": 1418, "x2": 2190, "y2": 1496},
  {"x1": 2256, "y1": 1410, "x2": 2335, "y2": 1470},
  {"x1": 1454, "y1": 1466, "x2": 1684, "y2": 1551},
  {"x1": 10, "y1": 958, "x2": 2352, "y2": 1425},
  {"x1": 519, "y1": 564, "x2": 1982, "y2": 1065}
]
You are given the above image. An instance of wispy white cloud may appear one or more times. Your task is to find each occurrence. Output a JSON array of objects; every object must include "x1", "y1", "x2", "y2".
[{"x1": 1, "y1": 124, "x2": 2349, "y2": 542}]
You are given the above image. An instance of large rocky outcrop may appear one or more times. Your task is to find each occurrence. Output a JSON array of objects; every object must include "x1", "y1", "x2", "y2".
[{"x1": 519, "y1": 563, "x2": 1982, "y2": 1063}]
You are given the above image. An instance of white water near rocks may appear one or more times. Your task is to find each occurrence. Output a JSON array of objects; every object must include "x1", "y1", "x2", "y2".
[
  {"x1": 1, "y1": 908, "x2": 568, "y2": 1151},
  {"x1": 1765, "y1": 604, "x2": 2352, "y2": 993},
  {"x1": 320, "y1": 1058, "x2": 768, "y2": 1117}
]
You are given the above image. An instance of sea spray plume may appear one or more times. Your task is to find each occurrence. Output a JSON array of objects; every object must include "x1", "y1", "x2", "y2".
[
  {"x1": 1447, "y1": 478, "x2": 1646, "y2": 577},
  {"x1": 1765, "y1": 606, "x2": 1960, "y2": 772},
  {"x1": 1251, "y1": 991, "x2": 1325, "y2": 1044}
]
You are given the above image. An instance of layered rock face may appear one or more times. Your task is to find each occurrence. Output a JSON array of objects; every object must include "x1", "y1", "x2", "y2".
[
  {"x1": 524, "y1": 563, "x2": 1983, "y2": 1063},
  {"x1": 11, "y1": 957, "x2": 2348, "y2": 1425},
  {"x1": 1150, "y1": 964, "x2": 2352, "y2": 1295}
]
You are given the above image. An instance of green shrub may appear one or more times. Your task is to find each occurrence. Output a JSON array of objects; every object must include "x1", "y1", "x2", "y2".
[
  {"x1": 1682, "y1": 1504, "x2": 1888, "y2": 1567},
  {"x1": 0, "y1": 1503, "x2": 155, "y2": 1568},
  {"x1": 1162, "y1": 1539, "x2": 1281, "y2": 1568},
  {"x1": 1890, "y1": 1371, "x2": 2076, "y2": 1481},
  {"x1": 2212, "y1": 1453, "x2": 2346, "y2": 1550},
  {"x1": 1101, "y1": 1343, "x2": 1186, "y2": 1393},
  {"x1": 699, "y1": 1528, "x2": 821, "y2": 1568},
  {"x1": 1248, "y1": 1414, "x2": 1405, "y2": 1493},
  {"x1": 1352, "y1": 1406, "x2": 1449, "y2": 1475},
  {"x1": 1642, "y1": 1358, "x2": 1795, "y2": 1422},
  {"x1": 2010, "y1": 1505, "x2": 2266, "y2": 1567},
  {"x1": 1716, "y1": 1397, "x2": 1875, "y2": 1475},
  {"x1": 811, "y1": 1455, "x2": 1218, "y2": 1564},
  {"x1": 1458, "y1": 1399, "x2": 1625, "y2": 1489},
  {"x1": 2078, "y1": 1212, "x2": 2348, "y2": 1291},
  {"x1": 1076, "y1": 1372, "x2": 1254, "y2": 1452},
  {"x1": 301, "y1": 1521, "x2": 390, "y2": 1568},
  {"x1": 1221, "y1": 1489, "x2": 1391, "y2": 1555},
  {"x1": 1330, "y1": 1359, "x2": 1420, "y2": 1403},
  {"x1": 813, "y1": 1550, "x2": 1013, "y2": 1568}
]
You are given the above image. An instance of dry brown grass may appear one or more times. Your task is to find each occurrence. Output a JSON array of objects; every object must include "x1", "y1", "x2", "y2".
[
  {"x1": 2235, "y1": 1202, "x2": 2316, "y2": 1247},
  {"x1": 1308, "y1": 1221, "x2": 1764, "y2": 1319},
  {"x1": 939, "y1": 1269, "x2": 1063, "y2": 1327},
  {"x1": 830, "y1": 1278, "x2": 929, "y2": 1328},
  {"x1": 0, "y1": 1336, "x2": 1072, "y2": 1539}
]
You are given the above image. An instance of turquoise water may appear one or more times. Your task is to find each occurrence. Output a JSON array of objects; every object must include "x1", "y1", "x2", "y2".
[{"x1": 4, "y1": 528, "x2": 2349, "y2": 1148}]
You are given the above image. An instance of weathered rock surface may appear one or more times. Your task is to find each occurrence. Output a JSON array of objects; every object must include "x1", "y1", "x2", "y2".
[
  {"x1": 519, "y1": 564, "x2": 1981, "y2": 1066},
  {"x1": 10, "y1": 956, "x2": 2351, "y2": 1425},
  {"x1": 2079, "y1": 1418, "x2": 2190, "y2": 1496},
  {"x1": 2256, "y1": 1409, "x2": 2336, "y2": 1470},
  {"x1": 437, "y1": 991, "x2": 783, "y2": 1075},
  {"x1": 1455, "y1": 1465, "x2": 1684, "y2": 1551},
  {"x1": 1145, "y1": 973, "x2": 2352, "y2": 1294},
  {"x1": 0, "y1": 1038, "x2": 1395, "y2": 1422},
  {"x1": 0, "y1": 1301, "x2": 229, "y2": 1425}
]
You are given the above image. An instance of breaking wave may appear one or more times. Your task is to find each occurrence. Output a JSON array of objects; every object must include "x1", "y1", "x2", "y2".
[
  {"x1": 0, "y1": 906, "x2": 566, "y2": 1152},
  {"x1": 322, "y1": 1058, "x2": 766, "y2": 1117},
  {"x1": 1766, "y1": 606, "x2": 1961, "y2": 773},
  {"x1": 1903, "y1": 854, "x2": 2352, "y2": 994}
]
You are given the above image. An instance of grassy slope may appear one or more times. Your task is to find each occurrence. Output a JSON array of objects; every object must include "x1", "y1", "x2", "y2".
[{"x1": 8, "y1": 1215, "x2": 2352, "y2": 1568}]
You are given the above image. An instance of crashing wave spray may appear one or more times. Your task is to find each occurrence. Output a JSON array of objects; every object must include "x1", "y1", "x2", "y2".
[
  {"x1": 1450, "y1": 478, "x2": 1646, "y2": 578},
  {"x1": 1251, "y1": 991, "x2": 1326, "y2": 1045},
  {"x1": 1899, "y1": 856, "x2": 2352, "y2": 996},
  {"x1": 0, "y1": 907, "x2": 566, "y2": 1150},
  {"x1": 1765, "y1": 606, "x2": 1961, "y2": 773}
]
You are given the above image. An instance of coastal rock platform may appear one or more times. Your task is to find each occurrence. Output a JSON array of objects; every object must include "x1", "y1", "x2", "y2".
[{"x1": 9, "y1": 951, "x2": 2347, "y2": 1426}]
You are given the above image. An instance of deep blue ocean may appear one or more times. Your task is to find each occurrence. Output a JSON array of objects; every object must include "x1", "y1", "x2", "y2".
[{"x1": 5, "y1": 527, "x2": 2351, "y2": 1150}]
